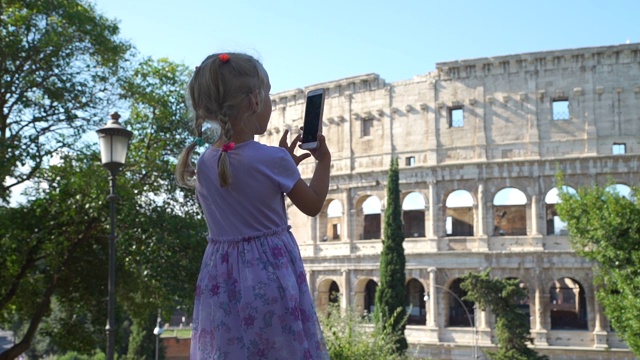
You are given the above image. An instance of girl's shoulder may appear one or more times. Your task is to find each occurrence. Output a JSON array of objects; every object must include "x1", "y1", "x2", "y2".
[{"x1": 247, "y1": 141, "x2": 289, "y2": 159}]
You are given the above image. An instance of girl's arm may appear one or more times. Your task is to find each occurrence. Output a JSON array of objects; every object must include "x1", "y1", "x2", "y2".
[{"x1": 286, "y1": 133, "x2": 331, "y2": 217}]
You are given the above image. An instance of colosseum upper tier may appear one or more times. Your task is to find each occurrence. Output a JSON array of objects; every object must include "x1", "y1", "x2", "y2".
[{"x1": 263, "y1": 43, "x2": 640, "y2": 360}]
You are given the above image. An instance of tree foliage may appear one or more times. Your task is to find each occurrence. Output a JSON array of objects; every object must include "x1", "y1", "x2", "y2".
[
  {"x1": 374, "y1": 157, "x2": 407, "y2": 353},
  {"x1": 461, "y1": 269, "x2": 548, "y2": 360},
  {"x1": 0, "y1": 0, "x2": 131, "y2": 202},
  {"x1": 0, "y1": 52, "x2": 206, "y2": 359},
  {"x1": 555, "y1": 180, "x2": 640, "y2": 355}
]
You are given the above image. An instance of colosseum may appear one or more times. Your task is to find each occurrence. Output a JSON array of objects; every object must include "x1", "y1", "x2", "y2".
[{"x1": 263, "y1": 43, "x2": 640, "y2": 360}]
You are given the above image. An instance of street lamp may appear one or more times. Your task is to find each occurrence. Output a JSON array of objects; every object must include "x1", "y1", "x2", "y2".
[
  {"x1": 153, "y1": 309, "x2": 164, "y2": 360},
  {"x1": 97, "y1": 112, "x2": 133, "y2": 360},
  {"x1": 424, "y1": 285, "x2": 479, "y2": 359}
]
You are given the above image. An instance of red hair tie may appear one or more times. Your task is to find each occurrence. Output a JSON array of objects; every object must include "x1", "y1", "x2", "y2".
[
  {"x1": 221, "y1": 142, "x2": 235, "y2": 152},
  {"x1": 218, "y1": 53, "x2": 230, "y2": 63}
]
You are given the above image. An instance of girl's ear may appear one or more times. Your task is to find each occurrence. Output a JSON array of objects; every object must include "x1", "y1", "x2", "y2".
[{"x1": 248, "y1": 89, "x2": 261, "y2": 113}]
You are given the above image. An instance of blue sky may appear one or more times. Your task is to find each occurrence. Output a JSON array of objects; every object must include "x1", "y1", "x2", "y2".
[{"x1": 92, "y1": 0, "x2": 640, "y2": 94}]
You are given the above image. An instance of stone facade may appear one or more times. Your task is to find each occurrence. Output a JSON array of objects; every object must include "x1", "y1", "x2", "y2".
[{"x1": 264, "y1": 43, "x2": 640, "y2": 360}]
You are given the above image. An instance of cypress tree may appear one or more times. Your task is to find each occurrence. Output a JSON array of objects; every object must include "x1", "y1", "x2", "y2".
[{"x1": 374, "y1": 157, "x2": 408, "y2": 352}]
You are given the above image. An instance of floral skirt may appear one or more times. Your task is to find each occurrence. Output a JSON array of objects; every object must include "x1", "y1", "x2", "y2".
[{"x1": 190, "y1": 226, "x2": 328, "y2": 360}]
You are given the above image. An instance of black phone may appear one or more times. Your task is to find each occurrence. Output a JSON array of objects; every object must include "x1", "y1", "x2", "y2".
[{"x1": 300, "y1": 88, "x2": 325, "y2": 149}]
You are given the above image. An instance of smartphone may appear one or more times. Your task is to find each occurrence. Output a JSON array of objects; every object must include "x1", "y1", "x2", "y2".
[{"x1": 300, "y1": 88, "x2": 325, "y2": 150}]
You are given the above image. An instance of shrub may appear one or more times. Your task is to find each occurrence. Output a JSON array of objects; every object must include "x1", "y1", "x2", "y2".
[{"x1": 320, "y1": 304, "x2": 409, "y2": 360}]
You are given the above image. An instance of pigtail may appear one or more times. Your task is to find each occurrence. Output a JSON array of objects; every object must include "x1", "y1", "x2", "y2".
[
  {"x1": 217, "y1": 111, "x2": 233, "y2": 187},
  {"x1": 175, "y1": 117, "x2": 205, "y2": 188},
  {"x1": 175, "y1": 142, "x2": 198, "y2": 188}
]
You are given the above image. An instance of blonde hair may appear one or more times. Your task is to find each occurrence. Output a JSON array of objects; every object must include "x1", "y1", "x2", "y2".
[{"x1": 175, "y1": 52, "x2": 267, "y2": 188}]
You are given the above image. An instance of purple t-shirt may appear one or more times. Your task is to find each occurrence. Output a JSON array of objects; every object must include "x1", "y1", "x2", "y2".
[{"x1": 195, "y1": 140, "x2": 301, "y2": 241}]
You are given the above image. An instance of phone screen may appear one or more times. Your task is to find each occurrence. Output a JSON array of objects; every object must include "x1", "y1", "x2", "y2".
[{"x1": 302, "y1": 92, "x2": 323, "y2": 144}]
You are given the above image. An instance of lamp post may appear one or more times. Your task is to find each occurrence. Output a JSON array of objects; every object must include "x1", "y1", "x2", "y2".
[
  {"x1": 424, "y1": 284, "x2": 479, "y2": 359},
  {"x1": 96, "y1": 112, "x2": 133, "y2": 360},
  {"x1": 153, "y1": 309, "x2": 164, "y2": 360}
]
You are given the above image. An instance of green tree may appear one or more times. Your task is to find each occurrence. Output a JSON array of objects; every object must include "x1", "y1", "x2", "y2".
[
  {"x1": 461, "y1": 269, "x2": 548, "y2": 360},
  {"x1": 0, "y1": 0, "x2": 131, "y2": 203},
  {"x1": 0, "y1": 57, "x2": 206, "y2": 359},
  {"x1": 555, "y1": 181, "x2": 640, "y2": 355},
  {"x1": 374, "y1": 157, "x2": 408, "y2": 353}
]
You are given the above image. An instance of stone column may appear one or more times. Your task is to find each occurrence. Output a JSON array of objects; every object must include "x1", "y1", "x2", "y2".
[
  {"x1": 341, "y1": 269, "x2": 351, "y2": 312},
  {"x1": 593, "y1": 291, "x2": 608, "y2": 348},
  {"x1": 476, "y1": 183, "x2": 489, "y2": 250},
  {"x1": 306, "y1": 270, "x2": 315, "y2": 304},
  {"x1": 427, "y1": 181, "x2": 438, "y2": 251},
  {"x1": 530, "y1": 195, "x2": 544, "y2": 249},
  {"x1": 530, "y1": 195, "x2": 539, "y2": 235},
  {"x1": 531, "y1": 271, "x2": 549, "y2": 345},
  {"x1": 344, "y1": 191, "x2": 353, "y2": 253},
  {"x1": 425, "y1": 267, "x2": 439, "y2": 342}
]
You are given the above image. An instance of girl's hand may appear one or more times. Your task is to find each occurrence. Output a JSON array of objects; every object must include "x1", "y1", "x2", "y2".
[
  {"x1": 279, "y1": 129, "x2": 311, "y2": 166},
  {"x1": 306, "y1": 133, "x2": 331, "y2": 163}
]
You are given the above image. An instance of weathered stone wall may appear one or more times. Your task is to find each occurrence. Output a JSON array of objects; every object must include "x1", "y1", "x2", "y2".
[{"x1": 264, "y1": 43, "x2": 640, "y2": 360}]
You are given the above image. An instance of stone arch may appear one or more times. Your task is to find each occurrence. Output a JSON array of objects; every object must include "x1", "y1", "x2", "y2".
[
  {"x1": 446, "y1": 277, "x2": 475, "y2": 327},
  {"x1": 445, "y1": 189, "x2": 475, "y2": 237},
  {"x1": 317, "y1": 278, "x2": 341, "y2": 314},
  {"x1": 402, "y1": 191, "x2": 427, "y2": 238},
  {"x1": 544, "y1": 186, "x2": 576, "y2": 236},
  {"x1": 353, "y1": 277, "x2": 378, "y2": 316},
  {"x1": 493, "y1": 187, "x2": 528, "y2": 236},
  {"x1": 549, "y1": 277, "x2": 588, "y2": 330},
  {"x1": 405, "y1": 278, "x2": 426, "y2": 325}
]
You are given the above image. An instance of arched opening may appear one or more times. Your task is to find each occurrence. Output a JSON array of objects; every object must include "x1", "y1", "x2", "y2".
[
  {"x1": 402, "y1": 192, "x2": 426, "y2": 238},
  {"x1": 493, "y1": 187, "x2": 527, "y2": 236},
  {"x1": 405, "y1": 279, "x2": 426, "y2": 325},
  {"x1": 549, "y1": 277, "x2": 588, "y2": 330},
  {"x1": 317, "y1": 279, "x2": 341, "y2": 314},
  {"x1": 362, "y1": 196, "x2": 382, "y2": 240},
  {"x1": 364, "y1": 280, "x2": 378, "y2": 316},
  {"x1": 445, "y1": 190, "x2": 474, "y2": 237},
  {"x1": 447, "y1": 278, "x2": 475, "y2": 327},
  {"x1": 326, "y1": 199, "x2": 343, "y2": 241},
  {"x1": 545, "y1": 186, "x2": 576, "y2": 236}
]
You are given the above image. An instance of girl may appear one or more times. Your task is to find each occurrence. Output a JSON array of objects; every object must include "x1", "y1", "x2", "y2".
[{"x1": 176, "y1": 52, "x2": 330, "y2": 360}]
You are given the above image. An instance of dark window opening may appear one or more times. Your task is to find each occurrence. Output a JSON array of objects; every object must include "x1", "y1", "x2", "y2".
[
  {"x1": 329, "y1": 282, "x2": 340, "y2": 304},
  {"x1": 403, "y1": 210, "x2": 425, "y2": 238},
  {"x1": 331, "y1": 223, "x2": 340, "y2": 240},
  {"x1": 448, "y1": 279, "x2": 475, "y2": 327},
  {"x1": 363, "y1": 214, "x2": 381, "y2": 240},
  {"x1": 550, "y1": 279, "x2": 588, "y2": 330},
  {"x1": 446, "y1": 208, "x2": 474, "y2": 236},
  {"x1": 405, "y1": 279, "x2": 426, "y2": 325},
  {"x1": 406, "y1": 156, "x2": 415, "y2": 166},
  {"x1": 493, "y1": 205, "x2": 527, "y2": 236},
  {"x1": 364, "y1": 280, "x2": 378, "y2": 315},
  {"x1": 362, "y1": 117, "x2": 373, "y2": 137}
]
